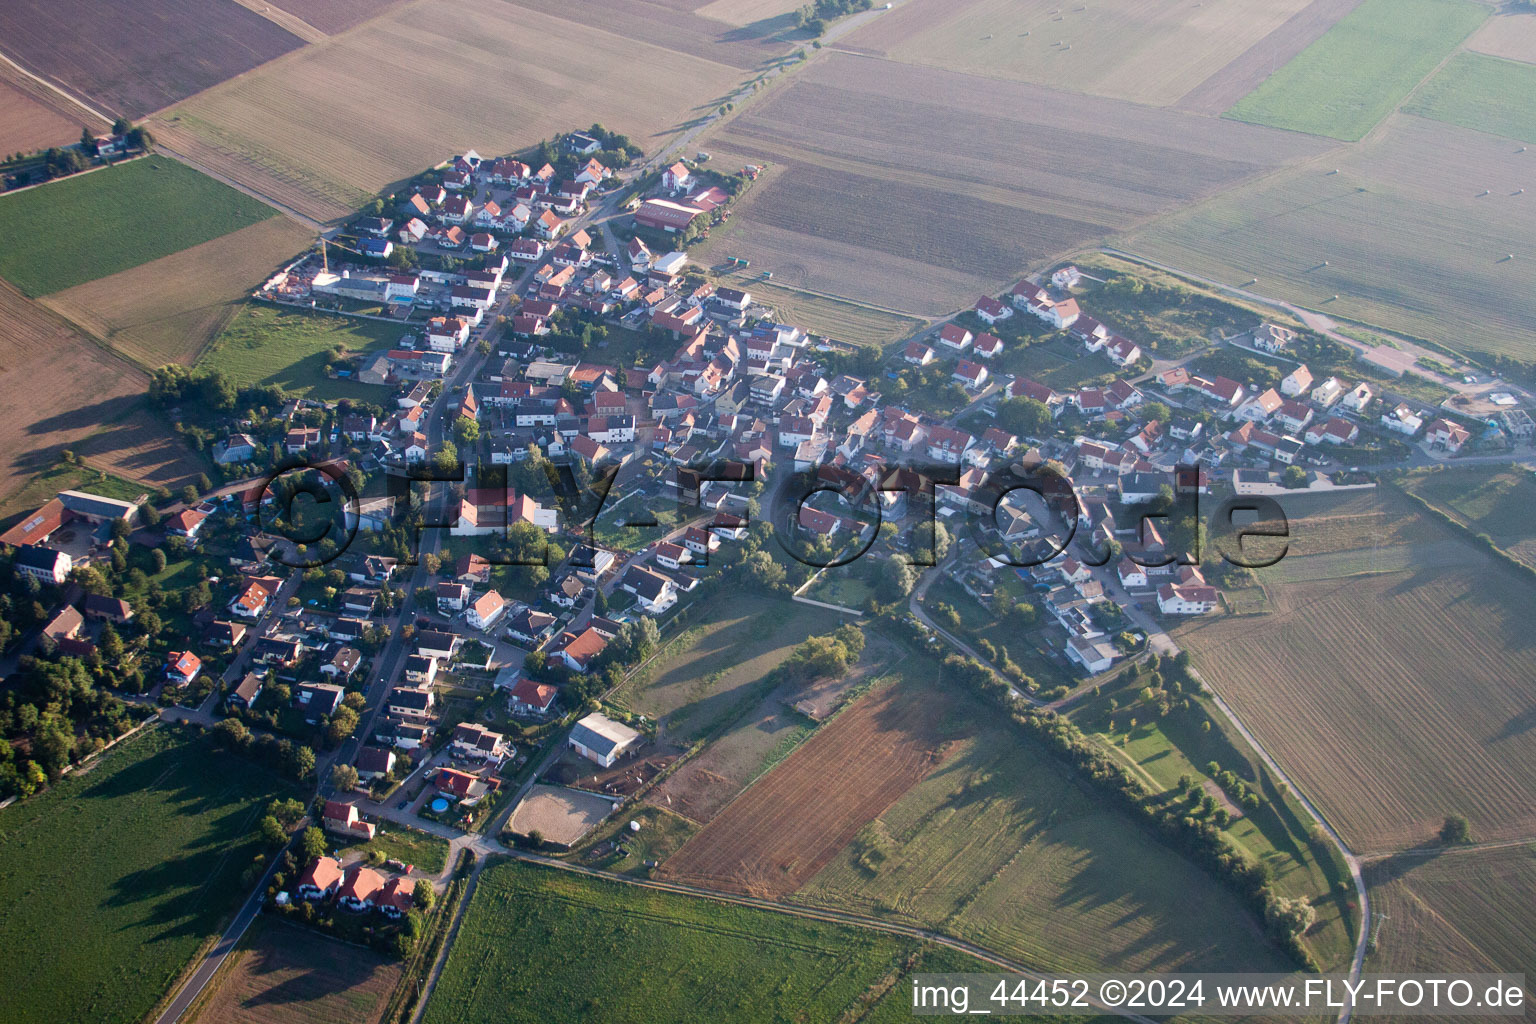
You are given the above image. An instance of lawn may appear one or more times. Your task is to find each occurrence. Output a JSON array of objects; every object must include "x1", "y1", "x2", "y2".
[
  {"x1": 1405, "y1": 52, "x2": 1536, "y2": 145},
  {"x1": 1224, "y1": 0, "x2": 1487, "y2": 141},
  {"x1": 198, "y1": 303, "x2": 401, "y2": 400},
  {"x1": 0, "y1": 726, "x2": 296, "y2": 1024},
  {"x1": 335, "y1": 826, "x2": 451, "y2": 875},
  {"x1": 0, "y1": 156, "x2": 278, "y2": 296},
  {"x1": 420, "y1": 858, "x2": 946, "y2": 1024}
]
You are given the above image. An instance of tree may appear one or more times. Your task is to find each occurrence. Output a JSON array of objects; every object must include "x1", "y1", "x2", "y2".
[
  {"x1": 292, "y1": 745, "x2": 317, "y2": 780},
  {"x1": 111, "y1": 116, "x2": 131, "y2": 137},
  {"x1": 181, "y1": 484, "x2": 199, "y2": 506},
  {"x1": 996, "y1": 396, "x2": 1053, "y2": 439},
  {"x1": 1439, "y1": 814, "x2": 1472, "y2": 845},
  {"x1": 876, "y1": 556, "x2": 915, "y2": 602},
  {"x1": 914, "y1": 520, "x2": 951, "y2": 563},
  {"x1": 331, "y1": 763, "x2": 360, "y2": 792},
  {"x1": 1281, "y1": 465, "x2": 1308, "y2": 489},
  {"x1": 1140, "y1": 401, "x2": 1171, "y2": 425},
  {"x1": 432, "y1": 440, "x2": 459, "y2": 474},
  {"x1": 301, "y1": 826, "x2": 327, "y2": 861},
  {"x1": 259, "y1": 815, "x2": 288, "y2": 846},
  {"x1": 453, "y1": 416, "x2": 480, "y2": 444},
  {"x1": 150, "y1": 548, "x2": 168, "y2": 574},
  {"x1": 413, "y1": 879, "x2": 435, "y2": 910}
]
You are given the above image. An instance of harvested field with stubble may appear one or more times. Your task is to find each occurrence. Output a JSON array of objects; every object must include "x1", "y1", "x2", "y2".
[
  {"x1": 190, "y1": 917, "x2": 401, "y2": 1024},
  {"x1": 0, "y1": 282, "x2": 196, "y2": 501},
  {"x1": 658, "y1": 681, "x2": 952, "y2": 897},
  {"x1": 508, "y1": 0, "x2": 802, "y2": 69},
  {"x1": 1177, "y1": 499, "x2": 1536, "y2": 854},
  {"x1": 1365, "y1": 845, "x2": 1536, "y2": 1006},
  {"x1": 839, "y1": 0, "x2": 1317, "y2": 107},
  {"x1": 1467, "y1": 9, "x2": 1536, "y2": 64},
  {"x1": 154, "y1": 0, "x2": 748, "y2": 222},
  {"x1": 0, "y1": 0, "x2": 304, "y2": 119},
  {"x1": 1126, "y1": 115, "x2": 1536, "y2": 362},
  {"x1": 43, "y1": 217, "x2": 315, "y2": 366},
  {"x1": 693, "y1": 52, "x2": 1333, "y2": 315}
]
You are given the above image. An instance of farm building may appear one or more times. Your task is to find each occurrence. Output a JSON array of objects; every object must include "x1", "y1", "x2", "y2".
[
  {"x1": 568, "y1": 712, "x2": 641, "y2": 768},
  {"x1": 635, "y1": 199, "x2": 703, "y2": 233}
]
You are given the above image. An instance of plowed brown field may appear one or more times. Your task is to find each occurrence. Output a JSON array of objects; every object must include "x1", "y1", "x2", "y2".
[
  {"x1": 0, "y1": 282, "x2": 188, "y2": 500},
  {"x1": 0, "y1": 0, "x2": 304, "y2": 118},
  {"x1": 694, "y1": 51, "x2": 1334, "y2": 315},
  {"x1": 659, "y1": 682, "x2": 950, "y2": 897}
]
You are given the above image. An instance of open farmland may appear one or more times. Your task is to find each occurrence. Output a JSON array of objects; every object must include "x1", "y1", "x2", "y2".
[
  {"x1": 0, "y1": 0, "x2": 304, "y2": 119},
  {"x1": 1222, "y1": 0, "x2": 1486, "y2": 141},
  {"x1": 1404, "y1": 53, "x2": 1536, "y2": 145},
  {"x1": 0, "y1": 156, "x2": 278, "y2": 297},
  {"x1": 693, "y1": 51, "x2": 1332, "y2": 316},
  {"x1": 0, "y1": 62, "x2": 94, "y2": 154},
  {"x1": 0, "y1": 281, "x2": 199, "y2": 501},
  {"x1": 1467, "y1": 9, "x2": 1536, "y2": 64},
  {"x1": 190, "y1": 918, "x2": 402, "y2": 1024},
  {"x1": 153, "y1": 0, "x2": 749, "y2": 222},
  {"x1": 198, "y1": 303, "x2": 399, "y2": 400},
  {"x1": 258, "y1": 0, "x2": 404, "y2": 35},
  {"x1": 838, "y1": 0, "x2": 1318, "y2": 107},
  {"x1": 795, "y1": 660, "x2": 1306, "y2": 975},
  {"x1": 0, "y1": 727, "x2": 296, "y2": 1024},
  {"x1": 1366, "y1": 845, "x2": 1536, "y2": 1004},
  {"x1": 1175, "y1": 0, "x2": 1365, "y2": 114},
  {"x1": 658, "y1": 677, "x2": 955, "y2": 897},
  {"x1": 1401, "y1": 466, "x2": 1536, "y2": 568},
  {"x1": 43, "y1": 217, "x2": 315, "y2": 366},
  {"x1": 1175, "y1": 492, "x2": 1536, "y2": 854},
  {"x1": 508, "y1": 0, "x2": 803, "y2": 70},
  {"x1": 1125, "y1": 115, "x2": 1536, "y2": 362},
  {"x1": 734, "y1": 280, "x2": 926, "y2": 349},
  {"x1": 421, "y1": 859, "x2": 942, "y2": 1024},
  {"x1": 607, "y1": 594, "x2": 825, "y2": 745}
]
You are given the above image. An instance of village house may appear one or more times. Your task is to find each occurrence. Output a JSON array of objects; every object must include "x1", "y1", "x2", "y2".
[
  {"x1": 450, "y1": 722, "x2": 509, "y2": 763},
  {"x1": 508, "y1": 676, "x2": 558, "y2": 716}
]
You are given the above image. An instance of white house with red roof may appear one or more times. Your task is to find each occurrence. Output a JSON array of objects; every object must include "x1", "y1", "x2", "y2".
[
  {"x1": 953, "y1": 360, "x2": 988, "y2": 388},
  {"x1": 974, "y1": 296, "x2": 1011, "y2": 324},
  {"x1": 1157, "y1": 583, "x2": 1218, "y2": 615},
  {"x1": 973, "y1": 333, "x2": 1004, "y2": 359},
  {"x1": 298, "y1": 856, "x2": 344, "y2": 899},
  {"x1": 229, "y1": 575, "x2": 282, "y2": 618},
  {"x1": 903, "y1": 341, "x2": 935, "y2": 365},
  {"x1": 937, "y1": 324, "x2": 973, "y2": 353},
  {"x1": 508, "y1": 676, "x2": 558, "y2": 716},
  {"x1": 166, "y1": 650, "x2": 201, "y2": 684},
  {"x1": 467, "y1": 590, "x2": 507, "y2": 631},
  {"x1": 662, "y1": 161, "x2": 694, "y2": 192},
  {"x1": 1425, "y1": 417, "x2": 1470, "y2": 452},
  {"x1": 321, "y1": 800, "x2": 376, "y2": 840}
]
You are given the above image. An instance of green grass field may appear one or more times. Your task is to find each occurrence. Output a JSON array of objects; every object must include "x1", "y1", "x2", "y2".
[
  {"x1": 1224, "y1": 0, "x2": 1487, "y2": 141},
  {"x1": 198, "y1": 303, "x2": 400, "y2": 400},
  {"x1": 0, "y1": 157, "x2": 278, "y2": 296},
  {"x1": 1405, "y1": 52, "x2": 1536, "y2": 145},
  {"x1": 0, "y1": 726, "x2": 295, "y2": 1024},
  {"x1": 1068, "y1": 674, "x2": 1357, "y2": 970},
  {"x1": 798, "y1": 659, "x2": 1300, "y2": 975},
  {"x1": 608, "y1": 594, "x2": 826, "y2": 745},
  {"x1": 335, "y1": 826, "x2": 451, "y2": 875},
  {"x1": 0, "y1": 461, "x2": 150, "y2": 529},
  {"x1": 1401, "y1": 465, "x2": 1536, "y2": 567},
  {"x1": 421, "y1": 859, "x2": 958, "y2": 1024}
]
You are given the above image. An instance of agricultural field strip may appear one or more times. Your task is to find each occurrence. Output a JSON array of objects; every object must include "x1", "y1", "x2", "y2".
[
  {"x1": 0, "y1": 0, "x2": 308, "y2": 119},
  {"x1": 1123, "y1": 115, "x2": 1536, "y2": 361},
  {"x1": 840, "y1": 0, "x2": 1318, "y2": 108},
  {"x1": 154, "y1": 0, "x2": 752, "y2": 223}
]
